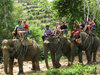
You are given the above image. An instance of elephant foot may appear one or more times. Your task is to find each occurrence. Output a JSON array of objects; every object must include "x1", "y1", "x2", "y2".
[
  {"x1": 5, "y1": 72, "x2": 9, "y2": 74},
  {"x1": 46, "y1": 66, "x2": 49, "y2": 69},
  {"x1": 93, "y1": 60, "x2": 96, "y2": 63},
  {"x1": 68, "y1": 63, "x2": 72, "y2": 66},
  {"x1": 87, "y1": 61, "x2": 92, "y2": 64},
  {"x1": 68, "y1": 62, "x2": 73, "y2": 66},
  {"x1": 31, "y1": 68, "x2": 35, "y2": 70},
  {"x1": 31, "y1": 68, "x2": 40, "y2": 71},
  {"x1": 55, "y1": 63, "x2": 61, "y2": 68},
  {"x1": 36, "y1": 68, "x2": 40, "y2": 71}
]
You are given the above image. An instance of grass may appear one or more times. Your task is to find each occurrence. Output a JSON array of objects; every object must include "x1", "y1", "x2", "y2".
[
  {"x1": 24, "y1": 64, "x2": 100, "y2": 75},
  {"x1": 45, "y1": 64, "x2": 100, "y2": 75}
]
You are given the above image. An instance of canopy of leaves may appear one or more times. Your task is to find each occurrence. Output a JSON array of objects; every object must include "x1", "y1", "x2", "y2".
[{"x1": 52, "y1": 0, "x2": 84, "y2": 19}]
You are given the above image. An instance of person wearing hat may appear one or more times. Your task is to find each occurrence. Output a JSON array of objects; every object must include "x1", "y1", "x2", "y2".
[{"x1": 42, "y1": 25, "x2": 54, "y2": 41}]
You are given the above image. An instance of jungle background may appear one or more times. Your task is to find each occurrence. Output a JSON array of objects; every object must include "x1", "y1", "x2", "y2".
[{"x1": 0, "y1": 0, "x2": 100, "y2": 75}]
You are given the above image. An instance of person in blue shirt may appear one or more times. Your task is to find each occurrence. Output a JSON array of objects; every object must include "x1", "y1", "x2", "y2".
[{"x1": 12, "y1": 21, "x2": 23, "y2": 38}]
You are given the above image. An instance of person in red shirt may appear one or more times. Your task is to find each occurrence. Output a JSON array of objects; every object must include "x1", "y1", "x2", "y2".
[
  {"x1": 73, "y1": 21, "x2": 77, "y2": 28},
  {"x1": 23, "y1": 21, "x2": 29, "y2": 31},
  {"x1": 20, "y1": 21, "x2": 29, "y2": 39}
]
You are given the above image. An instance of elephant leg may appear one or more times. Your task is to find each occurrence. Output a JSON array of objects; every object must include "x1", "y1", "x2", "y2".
[
  {"x1": 93, "y1": 51, "x2": 97, "y2": 62},
  {"x1": 4, "y1": 57, "x2": 9, "y2": 74},
  {"x1": 9, "y1": 58, "x2": 14, "y2": 75},
  {"x1": 55, "y1": 51, "x2": 62, "y2": 68},
  {"x1": 70, "y1": 42, "x2": 76, "y2": 64},
  {"x1": 35, "y1": 59, "x2": 40, "y2": 71},
  {"x1": 44, "y1": 49, "x2": 49, "y2": 69},
  {"x1": 85, "y1": 51, "x2": 91, "y2": 64},
  {"x1": 90, "y1": 51, "x2": 92, "y2": 62},
  {"x1": 68, "y1": 54, "x2": 73, "y2": 66},
  {"x1": 18, "y1": 57, "x2": 24, "y2": 75},
  {"x1": 31, "y1": 61, "x2": 35, "y2": 70},
  {"x1": 50, "y1": 51, "x2": 56, "y2": 68},
  {"x1": 78, "y1": 50, "x2": 83, "y2": 63}
]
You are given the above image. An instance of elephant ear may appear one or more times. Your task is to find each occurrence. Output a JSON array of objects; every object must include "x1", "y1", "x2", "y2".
[{"x1": 12, "y1": 39, "x2": 21, "y2": 50}]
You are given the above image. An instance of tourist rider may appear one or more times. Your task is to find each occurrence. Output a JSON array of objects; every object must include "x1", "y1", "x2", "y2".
[
  {"x1": 58, "y1": 22, "x2": 67, "y2": 37},
  {"x1": 12, "y1": 21, "x2": 23, "y2": 38},
  {"x1": 42, "y1": 25, "x2": 54, "y2": 41}
]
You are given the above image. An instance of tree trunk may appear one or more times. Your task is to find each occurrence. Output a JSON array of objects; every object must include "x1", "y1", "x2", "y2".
[
  {"x1": 86, "y1": 0, "x2": 89, "y2": 21},
  {"x1": 44, "y1": 49, "x2": 49, "y2": 69},
  {"x1": 84, "y1": 0, "x2": 86, "y2": 18},
  {"x1": 3, "y1": 0, "x2": 8, "y2": 28},
  {"x1": 93, "y1": 0, "x2": 97, "y2": 21}
]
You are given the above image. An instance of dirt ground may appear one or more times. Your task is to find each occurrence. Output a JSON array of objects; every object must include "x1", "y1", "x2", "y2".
[{"x1": 0, "y1": 50, "x2": 100, "y2": 75}]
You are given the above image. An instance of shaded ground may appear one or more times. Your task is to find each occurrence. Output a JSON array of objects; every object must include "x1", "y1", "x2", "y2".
[{"x1": 0, "y1": 50, "x2": 100, "y2": 75}]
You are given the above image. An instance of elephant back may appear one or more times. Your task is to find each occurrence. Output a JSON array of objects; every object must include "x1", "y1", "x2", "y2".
[
  {"x1": 21, "y1": 38, "x2": 33, "y2": 46},
  {"x1": 80, "y1": 32, "x2": 99, "y2": 51}
]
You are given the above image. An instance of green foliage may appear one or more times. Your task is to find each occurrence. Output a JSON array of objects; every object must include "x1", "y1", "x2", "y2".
[
  {"x1": 45, "y1": 64, "x2": 98, "y2": 75},
  {"x1": 29, "y1": 25, "x2": 43, "y2": 49},
  {"x1": 46, "y1": 69, "x2": 61, "y2": 75},
  {"x1": 0, "y1": 0, "x2": 24, "y2": 58},
  {"x1": 52, "y1": 0, "x2": 84, "y2": 18},
  {"x1": 52, "y1": 0, "x2": 84, "y2": 31}
]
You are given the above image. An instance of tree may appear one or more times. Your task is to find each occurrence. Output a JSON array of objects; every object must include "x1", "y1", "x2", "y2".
[{"x1": 52, "y1": 0, "x2": 84, "y2": 30}]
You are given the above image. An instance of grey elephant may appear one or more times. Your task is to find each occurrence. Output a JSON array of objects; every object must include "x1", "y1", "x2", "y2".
[
  {"x1": 71, "y1": 31, "x2": 99, "y2": 64},
  {"x1": 1, "y1": 38, "x2": 40, "y2": 75},
  {"x1": 43, "y1": 36, "x2": 72, "y2": 69}
]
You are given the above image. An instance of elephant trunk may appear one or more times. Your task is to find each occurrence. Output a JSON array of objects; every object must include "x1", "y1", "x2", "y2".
[
  {"x1": 70, "y1": 42, "x2": 76, "y2": 63},
  {"x1": 44, "y1": 49, "x2": 49, "y2": 69},
  {"x1": 2, "y1": 46, "x2": 10, "y2": 74},
  {"x1": 3, "y1": 54, "x2": 9, "y2": 74}
]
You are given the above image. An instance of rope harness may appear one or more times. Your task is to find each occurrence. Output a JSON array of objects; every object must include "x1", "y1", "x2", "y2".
[{"x1": 16, "y1": 40, "x2": 33, "y2": 59}]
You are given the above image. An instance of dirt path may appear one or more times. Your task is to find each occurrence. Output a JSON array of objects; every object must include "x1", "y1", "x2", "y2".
[{"x1": 0, "y1": 50, "x2": 100, "y2": 75}]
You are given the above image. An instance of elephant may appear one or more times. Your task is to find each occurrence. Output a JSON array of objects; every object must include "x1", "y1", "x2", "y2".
[
  {"x1": 71, "y1": 31, "x2": 99, "y2": 64},
  {"x1": 1, "y1": 38, "x2": 40, "y2": 75},
  {"x1": 43, "y1": 36, "x2": 72, "y2": 69}
]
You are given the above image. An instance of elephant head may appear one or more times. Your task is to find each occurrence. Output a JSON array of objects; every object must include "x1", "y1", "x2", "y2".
[
  {"x1": 1, "y1": 39, "x2": 17, "y2": 58},
  {"x1": 71, "y1": 32, "x2": 86, "y2": 45},
  {"x1": 1, "y1": 39, "x2": 17, "y2": 74},
  {"x1": 43, "y1": 36, "x2": 63, "y2": 69},
  {"x1": 44, "y1": 36, "x2": 60, "y2": 47}
]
